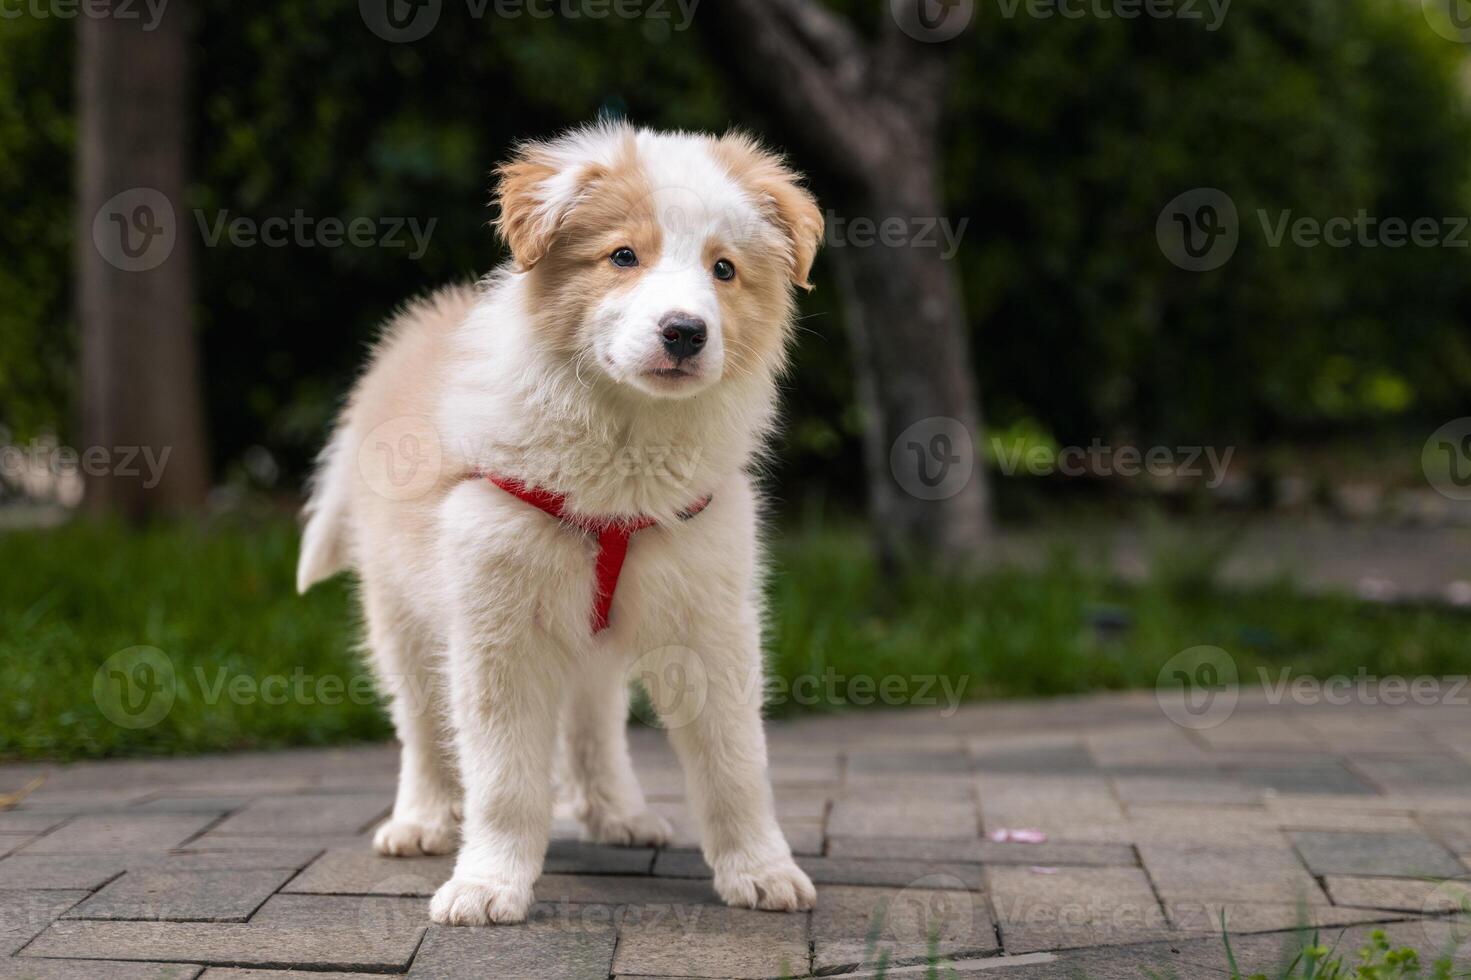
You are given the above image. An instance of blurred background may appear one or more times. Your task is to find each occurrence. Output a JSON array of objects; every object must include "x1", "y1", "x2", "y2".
[{"x1": 3, "y1": 0, "x2": 1470, "y2": 759}]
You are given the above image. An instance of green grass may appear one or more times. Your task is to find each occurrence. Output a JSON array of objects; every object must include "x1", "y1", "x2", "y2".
[{"x1": 2, "y1": 516, "x2": 1469, "y2": 760}]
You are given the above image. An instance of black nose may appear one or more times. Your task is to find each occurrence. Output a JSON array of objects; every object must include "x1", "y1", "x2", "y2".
[{"x1": 659, "y1": 313, "x2": 707, "y2": 361}]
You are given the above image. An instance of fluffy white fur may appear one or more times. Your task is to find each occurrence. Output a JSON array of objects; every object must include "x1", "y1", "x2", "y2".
[{"x1": 297, "y1": 122, "x2": 822, "y2": 925}]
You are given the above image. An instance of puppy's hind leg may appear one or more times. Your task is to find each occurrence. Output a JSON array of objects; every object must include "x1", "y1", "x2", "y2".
[
  {"x1": 362, "y1": 584, "x2": 460, "y2": 857},
  {"x1": 563, "y1": 653, "x2": 671, "y2": 847}
]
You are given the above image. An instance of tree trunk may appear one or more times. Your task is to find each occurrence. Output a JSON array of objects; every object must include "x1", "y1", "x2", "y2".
[
  {"x1": 829, "y1": 184, "x2": 989, "y2": 570},
  {"x1": 78, "y1": 0, "x2": 209, "y2": 519},
  {"x1": 697, "y1": 0, "x2": 991, "y2": 568}
]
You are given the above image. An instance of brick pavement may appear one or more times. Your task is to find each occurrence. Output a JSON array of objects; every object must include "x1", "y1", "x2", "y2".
[{"x1": 4, "y1": 692, "x2": 1471, "y2": 978}]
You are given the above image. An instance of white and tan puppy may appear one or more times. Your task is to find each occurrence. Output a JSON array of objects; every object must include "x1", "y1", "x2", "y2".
[{"x1": 296, "y1": 121, "x2": 823, "y2": 925}]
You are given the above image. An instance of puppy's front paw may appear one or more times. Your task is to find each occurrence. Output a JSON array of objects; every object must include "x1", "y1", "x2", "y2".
[
  {"x1": 429, "y1": 877, "x2": 533, "y2": 925},
  {"x1": 583, "y1": 808, "x2": 673, "y2": 848},
  {"x1": 714, "y1": 858, "x2": 816, "y2": 912},
  {"x1": 373, "y1": 816, "x2": 457, "y2": 857}
]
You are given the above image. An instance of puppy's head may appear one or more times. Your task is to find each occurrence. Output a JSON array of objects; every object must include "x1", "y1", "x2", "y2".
[{"x1": 495, "y1": 122, "x2": 822, "y2": 399}]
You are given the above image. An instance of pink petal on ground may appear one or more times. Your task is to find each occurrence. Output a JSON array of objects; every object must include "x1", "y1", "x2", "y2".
[{"x1": 987, "y1": 827, "x2": 1049, "y2": 843}]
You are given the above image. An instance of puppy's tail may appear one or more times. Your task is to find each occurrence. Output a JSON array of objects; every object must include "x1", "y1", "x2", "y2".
[{"x1": 297, "y1": 424, "x2": 353, "y2": 593}]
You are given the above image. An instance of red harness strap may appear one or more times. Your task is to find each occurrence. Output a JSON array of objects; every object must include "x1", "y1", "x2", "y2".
[{"x1": 485, "y1": 475, "x2": 711, "y2": 634}]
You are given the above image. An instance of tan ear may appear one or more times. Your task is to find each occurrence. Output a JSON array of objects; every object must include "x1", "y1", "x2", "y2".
[
  {"x1": 492, "y1": 142, "x2": 609, "y2": 271},
  {"x1": 714, "y1": 133, "x2": 825, "y2": 290},
  {"x1": 493, "y1": 149, "x2": 561, "y2": 270}
]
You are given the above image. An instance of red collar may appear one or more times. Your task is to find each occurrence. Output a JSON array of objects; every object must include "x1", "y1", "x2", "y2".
[{"x1": 485, "y1": 475, "x2": 711, "y2": 633}]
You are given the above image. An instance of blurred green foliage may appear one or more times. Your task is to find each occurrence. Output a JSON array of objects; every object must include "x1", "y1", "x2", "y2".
[
  {"x1": 4, "y1": 516, "x2": 1470, "y2": 759},
  {"x1": 1, "y1": 0, "x2": 1469, "y2": 494}
]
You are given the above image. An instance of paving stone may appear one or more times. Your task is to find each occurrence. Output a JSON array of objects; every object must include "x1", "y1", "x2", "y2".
[
  {"x1": 838, "y1": 779, "x2": 977, "y2": 802},
  {"x1": 611, "y1": 904, "x2": 808, "y2": 979},
  {"x1": 207, "y1": 796, "x2": 389, "y2": 836},
  {"x1": 847, "y1": 751, "x2": 974, "y2": 775},
  {"x1": 648, "y1": 802, "x2": 825, "y2": 854},
  {"x1": 15, "y1": 814, "x2": 218, "y2": 855},
  {"x1": 0, "y1": 891, "x2": 87, "y2": 955},
  {"x1": 1166, "y1": 900, "x2": 1398, "y2": 935},
  {"x1": 1137, "y1": 839, "x2": 1327, "y2": 904},
  {"x1": 283, "y1": 850, "x2": 452, "y2": 895},
  {"x1": 248, "y1": 892, "x2": 427, "y2": 928},
  {"x1": 963, "y1": 923, "x2": 1471, "y2": 979},
  {"x1": 1292, "y1": 830, "x2": 1465, "y2": 878},
  {"x1": 811, "y1": 883, "x2": 997, "y2": 973},
  {"x1": 1420, "y1": 813, "x2": 1471, "y2": 851},
  {"x1": 1354, "y1": 756, "x2": 1471, "y2": 795},
  {"x1": 139, "y1": 851, "x2": 322, "y2": 872},
  {"x1": 1234, "y1": 764, "x2": 1377, "y2": 796},
  {"x1": 828, "y1": 798, "x2": 977, "y2": 840},
  {"x1": 0, "y1": 961, "x2": 201, "y2": 979},
  {"x1": 0, "y1": 856, "x2": 127, "y2": 891},
  {"x1": 536, "y1": 874, "x2": 720, "y2": 907},
  {"x1": 543, "y1": 840, "x2": 654, "y2": 876},
  {"x1": 179, "y1": 833, "x2": 367, "y2": 853},
  {"x1": 652, "y1": 851, "x2": 983, "y2": 890},
  {"x1": 979, "y1": 777, "x2": 1129, "y2": 843},
  {"x1": 987, "y1": 866, "x2": 1170, "y2": 954},
  {"x1": 407, "y1": 922, "x2": 615, "y2": 979},
  {"x1": 64, "y1": 868, "x2": 296, "y2": 922},
  {"x1": 1324, "y1": 874, "x2": 1471, "y2": 912},
  {"x1": 19, "y1": 919, "x2": 423, "y2": 971},
  {"x1": 827, "y1": 836, "x2": 1137, "y2": 867},
  {"x1": 130, "y1": 798, "x2": 249, "y2": 814},
  {"x1": 0, "y1": 815, "x2": 64, "y2": 834},
  {"x1": 771, "y1": 788, "x2": 830, "y2": 822},
  {"x1": 1267, "y1": 802, "x2": 1419, "y2": 832},
  {"x1": 970, "y1": 744, "x2": 1096, "y2": 774},
  {"x1": 1124, "y1": 805, "x2": 1278, "y2": 844},
  {"x1": 1111, "y1": 776, "x2": 1259, "y2": 806},
  {"x1": 778, "y1": 820, "x2": 824, "y2": 857},
  {"x1": 201, "y1": 965, "x2": 385, "y2": 971}
]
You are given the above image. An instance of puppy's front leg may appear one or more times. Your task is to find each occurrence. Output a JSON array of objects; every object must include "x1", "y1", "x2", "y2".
[
  {"x1": 662, "y1": 613, "x2": 815, "y2": 912},
  {"x1": 430, "y1": 613, "x2": 565, "y2": 926}
]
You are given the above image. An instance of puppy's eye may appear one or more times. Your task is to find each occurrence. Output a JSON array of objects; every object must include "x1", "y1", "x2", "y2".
[
  {"x1": 610, "y1": 247, "x2": 639, "y2": 268},
  {"x1": 713, "y1": 258, "x2": 735, "y2": 281}
]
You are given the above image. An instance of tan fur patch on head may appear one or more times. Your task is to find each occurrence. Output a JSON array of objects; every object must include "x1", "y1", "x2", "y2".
[
  {"x1": 523, "y1": 137, "x2": 660, "y2": 353},
  {"x1": 494, "y1": 143, "x2": 611, "y2": 271},
  {"x1": 704, "y1": 231, "x2": 794, "y2": 379},
  {"x1": 711, "y1": 133, "x2": 825, "y2": 291}
]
